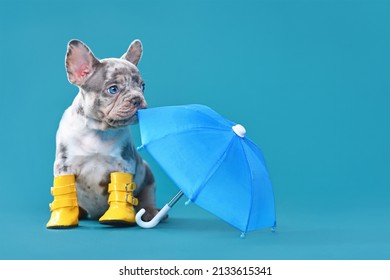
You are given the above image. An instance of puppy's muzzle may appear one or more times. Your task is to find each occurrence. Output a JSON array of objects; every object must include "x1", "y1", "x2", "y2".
[{"x1": 130, "y1": 97, "x2": 147, "y2": 110}]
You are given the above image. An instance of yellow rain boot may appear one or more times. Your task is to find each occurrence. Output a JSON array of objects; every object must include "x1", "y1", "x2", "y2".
[
  {"x1": 99, "y1": 172, "x2": 138, "y2": 226},
  {"x1": 46, "y1": 174, "x2": 79, "y2": 229}
]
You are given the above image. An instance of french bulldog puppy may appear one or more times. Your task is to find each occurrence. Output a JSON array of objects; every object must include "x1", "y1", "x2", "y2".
[{"x1": 53, "y1": 39, "x2": 159, "y2": 223}]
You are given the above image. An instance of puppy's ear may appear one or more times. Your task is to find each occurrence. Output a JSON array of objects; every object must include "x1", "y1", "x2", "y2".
[
  {"x1": 121, "y1": 39, "x2": 143, "y2": 66},
  {"x1": 65, "y1": 40, "x2": 99, "y2": 86}
]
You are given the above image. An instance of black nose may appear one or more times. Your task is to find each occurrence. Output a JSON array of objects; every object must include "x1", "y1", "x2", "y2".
[{"x1": 132, "y1": 98, "x2": 141, "y2": 107}]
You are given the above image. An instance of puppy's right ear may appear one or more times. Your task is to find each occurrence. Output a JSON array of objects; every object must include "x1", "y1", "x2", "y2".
[{"x1": 65, "y1": 40, "x2": 99, "y2": 86}]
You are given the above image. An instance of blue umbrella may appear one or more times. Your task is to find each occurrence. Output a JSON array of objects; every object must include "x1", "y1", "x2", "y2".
[{"x1": 135, "y1": 104, "x2": 276, "y2": 236}]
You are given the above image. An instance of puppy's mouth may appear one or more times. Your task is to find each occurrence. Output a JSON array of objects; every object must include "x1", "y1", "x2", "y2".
[
  {"x1": 105, "y1": 97, "x2": 146, "y2": 127},
  {"x1": 106, "y1": 115, "x2": 138, "y2": 127}
]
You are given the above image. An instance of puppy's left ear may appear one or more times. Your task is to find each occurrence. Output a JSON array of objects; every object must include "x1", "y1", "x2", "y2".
[{"x1": 121, "y1": 39, "x2": 143, "y2": 66}]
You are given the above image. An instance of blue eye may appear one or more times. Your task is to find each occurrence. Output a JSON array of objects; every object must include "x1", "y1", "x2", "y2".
[
  {"x1": 141, "y1": 82, "x2": 145, "y2": 92},
  {"x1": 107, "y1": 85, "x2": 119, "y2": 95}
]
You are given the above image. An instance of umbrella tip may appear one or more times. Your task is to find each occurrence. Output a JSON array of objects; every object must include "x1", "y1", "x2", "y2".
[
  {"x1": 136, "y1": 145, "x2": 144, "y2": 151},
  {"x1": 184, "y1": 199, "x2": 191, "y2": 206},
  {"x1": 232, "y1": 124, "x2": 246, "y2": 138},
  {"x1": 271, "y1": 221, "x2": 277, "y2": 232},
  {"x1": 240, "y1": 232, "x2": 246, "y2": 239}
]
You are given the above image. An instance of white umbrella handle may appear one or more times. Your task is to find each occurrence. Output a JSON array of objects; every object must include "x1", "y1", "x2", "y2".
[
  {"x1": 136, "y1": 190, "x2": 184, "y2": 228},
  {"x1": 136, "y1": 204, "x2": 171, "y2": 228}
]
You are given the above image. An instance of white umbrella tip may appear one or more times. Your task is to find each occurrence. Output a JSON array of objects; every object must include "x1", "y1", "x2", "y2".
[{"x1": 232, "y1": 124, "x2": 246, "y2": 138}]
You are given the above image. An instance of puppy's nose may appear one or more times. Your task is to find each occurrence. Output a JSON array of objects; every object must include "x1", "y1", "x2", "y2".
[
  {"x1": 131, "y1": 97, "x2": 147, "y2": 109},
  {"x1": 132, "y1": 97, "x2": 141, "y2": 107}
]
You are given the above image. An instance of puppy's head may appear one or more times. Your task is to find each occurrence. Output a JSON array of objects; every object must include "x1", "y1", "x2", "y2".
[{"x1": 65, "y1": 39, "x2": 147, "y2": 129}]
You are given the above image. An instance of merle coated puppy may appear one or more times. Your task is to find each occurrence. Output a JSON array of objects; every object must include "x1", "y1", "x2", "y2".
[{"x1": 53, "y1": 39, "x2": 158, "y2": 222}]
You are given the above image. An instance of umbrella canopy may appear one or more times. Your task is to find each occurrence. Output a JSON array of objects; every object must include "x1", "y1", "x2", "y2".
[{"x1": 137, "y1": 104, "x2": 276, "y2": 233}]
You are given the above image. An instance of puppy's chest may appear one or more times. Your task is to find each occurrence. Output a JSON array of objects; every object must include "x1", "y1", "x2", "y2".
[
  {"x1": 74, "y1": 132, "x2": 121, "y2": 156},
  {"x1": 64, "y1": 128, "x2": 131, "y2": 175}
]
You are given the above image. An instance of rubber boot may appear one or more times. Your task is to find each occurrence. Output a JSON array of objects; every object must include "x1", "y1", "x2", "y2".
[
  {"x1": 46, "y1": 174, "x2": 79, "y2": 229},
  {"x1": 99, "y1": 172, "x2": 138, "y2": 226}
]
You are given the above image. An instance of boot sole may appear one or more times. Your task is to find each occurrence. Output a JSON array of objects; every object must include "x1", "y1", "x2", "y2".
[
  {"x1": 46, "y1": 224, "x2": 79, "y2": 229},
  {"x1": 99, "y1": 220, "x2": 136, "y2": 227}
]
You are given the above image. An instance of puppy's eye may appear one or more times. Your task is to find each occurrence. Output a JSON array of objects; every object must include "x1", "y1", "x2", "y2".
[
  {"x1": 141, "y1": 82, "x2": 145, "y2": 92},
  {"x1": 107, "y1": 85, "x2": 119, "y2": 95}
]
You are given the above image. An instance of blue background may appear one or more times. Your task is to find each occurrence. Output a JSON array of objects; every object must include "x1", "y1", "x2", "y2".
[{"x1": 0, "y1": 0, "x2": 389, "y2": 259}]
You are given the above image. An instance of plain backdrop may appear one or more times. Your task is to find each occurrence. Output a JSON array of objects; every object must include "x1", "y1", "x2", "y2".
[{"x1": 0, "y1": 0, "x2": 389, "y2": 259}]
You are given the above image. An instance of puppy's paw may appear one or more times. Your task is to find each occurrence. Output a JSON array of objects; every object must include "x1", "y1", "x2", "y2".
[{"x1": 140, "y1": 206, "x2": 169, "y2": 222}]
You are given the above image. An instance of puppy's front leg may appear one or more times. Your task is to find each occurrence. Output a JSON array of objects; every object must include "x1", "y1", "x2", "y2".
[{"x1": 99, "y1": 171, "x2": 138, "y2": 226}]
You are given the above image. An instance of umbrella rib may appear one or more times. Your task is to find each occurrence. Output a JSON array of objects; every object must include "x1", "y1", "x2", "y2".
[
  {"x1": 240, "y1": 138, "x2": 255, "y2": 233},
  {"x1": 190, "y1": 135, "x2": 236, "y2": 202},
  {"x1": 187, "y1": 106, "x2": 233, "y2": 127},
  {"x1": 142, "y1": 126, "x2": 230, "y2": 147}
]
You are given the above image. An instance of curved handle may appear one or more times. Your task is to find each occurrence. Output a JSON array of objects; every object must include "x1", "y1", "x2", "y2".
[{"x1": 136, "y1": 204, "x2": 171, "y2": 228}]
